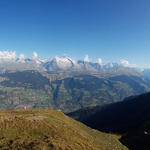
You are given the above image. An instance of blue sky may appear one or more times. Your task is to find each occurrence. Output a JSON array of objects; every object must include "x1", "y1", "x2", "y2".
[{"x1": 0, "y1": 0, "x2": 150, "y2": 67}]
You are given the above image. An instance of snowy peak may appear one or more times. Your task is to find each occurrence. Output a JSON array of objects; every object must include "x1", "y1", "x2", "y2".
[
  {"x1": 44, "y1": 56, "x2": 77, "y2": 71},
  {"x1": 53, "y1": 56, "x2": 75, "y2": 68},
  {"x1": 0, "y1": 51, "x2": 147, "y2": 74},
  {"x1": 54, "y1": 56, "x2": 74, "y2": 67}
]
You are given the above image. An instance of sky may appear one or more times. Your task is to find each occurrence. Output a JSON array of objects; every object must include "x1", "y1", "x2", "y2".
[{"x1": 0, "y1": 0, "x2": 150, "y2": 67}]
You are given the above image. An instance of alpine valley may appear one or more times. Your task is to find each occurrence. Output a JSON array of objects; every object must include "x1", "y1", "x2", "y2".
[{"x1": 0, "y1": 52, "x2": 149, "y2": 113}]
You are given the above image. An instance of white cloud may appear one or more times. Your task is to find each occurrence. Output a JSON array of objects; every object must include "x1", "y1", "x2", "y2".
[
  {"x1": 84, "y1": 55, "x2": 90, "y2": 62},
  {"x1": 32, "y1": 51, "x2": 38, "y2": 60},
  {"x1": 120, "y1": 60, "x2": 129, "y2": 66},
  {"x1": 32, "y1": 51, "x2": 42, "y2": 64},
  {"x1": 98, "y1": 58, "x2": 102, "y2": 65},
  {"x1": 0, "y1": 51, "x2": 42, "y2": 64},
  {"x1": 0, "y1": 51, "x2": 16, "y2": 62},
  {"x1": 120, "y1": 59, "x2": 137, "y2": 68}
]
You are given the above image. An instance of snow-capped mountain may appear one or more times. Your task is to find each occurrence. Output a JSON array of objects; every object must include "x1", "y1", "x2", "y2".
[
  {"x1": 0, "y1": 51, "x2": 149, "y2": 77},
  {"x1": 44, "y1": 56, "x2": 76, "y2": 71}
]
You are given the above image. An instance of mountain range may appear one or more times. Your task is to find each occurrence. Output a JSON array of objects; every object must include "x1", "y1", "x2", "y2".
[
  {"x1": 0, "y1": 52, "x2": 149, "y2": 113},
  {"x1": 0, "y1": 51, "x2": 148, "y2": 74}
]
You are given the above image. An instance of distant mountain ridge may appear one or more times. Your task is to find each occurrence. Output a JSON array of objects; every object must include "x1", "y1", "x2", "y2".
[
  {"x1": 0, "y1": 52, "x2": 148, "y2": 75},
  {"x1": 0, "y1": 54, "x2": 149, "y2": 86},
  {"x1": 0, "y1": 57, "x2": 139, "y2": 73}
]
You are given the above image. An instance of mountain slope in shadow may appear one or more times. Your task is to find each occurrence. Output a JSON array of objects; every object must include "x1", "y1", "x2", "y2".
[{"x1": 68, "y1": 92, "x2": 150, "y2": 150}]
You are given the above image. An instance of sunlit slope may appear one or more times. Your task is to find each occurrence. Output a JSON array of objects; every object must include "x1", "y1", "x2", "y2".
[{"x1": 0, "y1": 109, "x2": 128, "y2": 150}]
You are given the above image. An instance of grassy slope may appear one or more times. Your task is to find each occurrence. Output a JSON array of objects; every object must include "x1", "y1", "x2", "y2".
[{"x1": 0, "y1": 109, "x2": 128, "y2": 150}]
